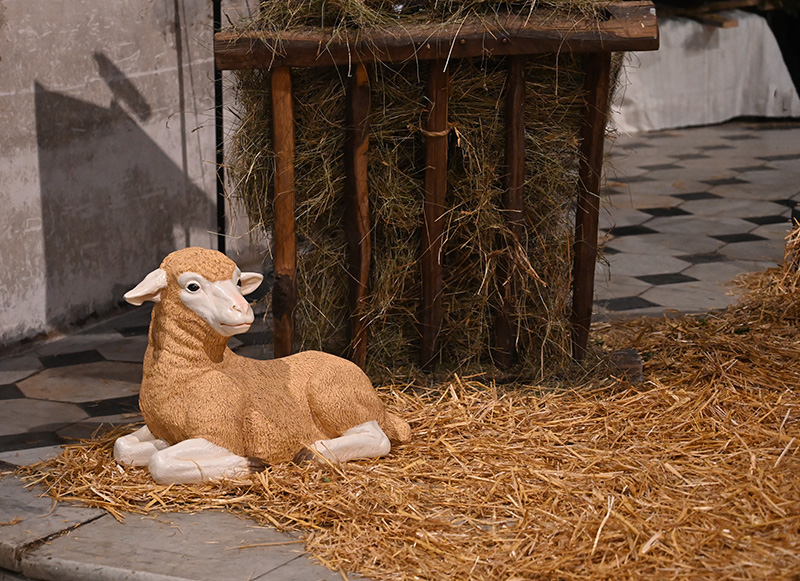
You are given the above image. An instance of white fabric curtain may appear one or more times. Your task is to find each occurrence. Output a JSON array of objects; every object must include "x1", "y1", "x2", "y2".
[{"x1": 612, "y1": 10, "x2": 800, "y2": 133}]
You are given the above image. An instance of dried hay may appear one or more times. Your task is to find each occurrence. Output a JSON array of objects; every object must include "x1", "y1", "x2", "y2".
[
  {"x1": 224, "y1": 0, "x2": 616, "y2": 381},
  {"x1": 19, "y1": 234, "x2": 800, "y2": 579},
  {"x1": 235, "y1": 0, "x2": 606, "y2": 37},
  {"x1": 230, "y1": 46, "x2": 590, "y2": 380}
]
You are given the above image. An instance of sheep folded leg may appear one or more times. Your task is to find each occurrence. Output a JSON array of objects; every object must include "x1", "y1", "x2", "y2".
[
  {"x1": 310, "y1": 420, "x2": 391, "y2": 465},
  {"x1": 114, "y1": 425, "x2": 170, "y2": 467},
  {"x1": 148, "y1": 438, "x2": 258, "y2": 484}
]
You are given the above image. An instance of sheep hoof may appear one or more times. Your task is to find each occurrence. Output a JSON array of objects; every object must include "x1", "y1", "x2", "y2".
[
  {"x1": 247, "y1": 457, "x2": 266, "y2": 472},
  {"x1": 292, "y1": 447, "x2": 316, "y2": 464}
]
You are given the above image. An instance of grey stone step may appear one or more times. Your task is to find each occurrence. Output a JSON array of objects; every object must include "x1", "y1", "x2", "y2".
[{"x1": 0, "y1": 476, "x2": 353, "y2": 581}]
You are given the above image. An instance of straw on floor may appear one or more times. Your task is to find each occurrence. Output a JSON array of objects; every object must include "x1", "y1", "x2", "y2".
[{"x1": 19, "y1": 231, "x2": 800, "y2": 579}]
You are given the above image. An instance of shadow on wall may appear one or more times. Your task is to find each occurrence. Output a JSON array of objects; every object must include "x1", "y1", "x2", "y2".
[{"x1": 34, "y1": 52, "x2": 214, "y2": 330}]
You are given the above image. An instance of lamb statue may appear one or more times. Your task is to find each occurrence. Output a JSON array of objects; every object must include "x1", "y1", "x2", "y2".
[{"x1": 113, "y1": 247, "x2": 411, "y2": 484}]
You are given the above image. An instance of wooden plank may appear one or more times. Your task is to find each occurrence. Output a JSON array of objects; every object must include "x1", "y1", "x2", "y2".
[
  {"x1": 691, "y1": 13, "x2": 739, "y2": 28},
  {"x1": 495, "y1": 54, "x2": 527, "y2": 370},
  {"x1": 271, "y1": 66, "x2": 297, "y2": 359},
  {"x1": 215, "y1": 2, "x2": 659, "y2": 71},
  {"x1": 343, "y1": 63, "x2": 371, "y2": 369},
  {"x1": 657, "y1": 0, "x2": 778, "y2": 17},
  {"x1": 571, "y1": 52, "x2": 611, "y2": 361},
  {"x1": 420, "y1": 60, "x2": 449, "y2": 369}
]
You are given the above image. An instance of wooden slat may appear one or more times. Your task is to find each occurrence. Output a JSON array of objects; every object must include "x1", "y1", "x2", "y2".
[
  {"x1": 344, "y1": 63, "x2": 372, "y2": 369},
  {"x1": 571, "y1": 52, "x2": 611, "y2": 361},
  {"x1": 420, "y1": 61, "x2": 449, "y2": 369},
  {"x1": 691, "y1": 13, "x2": 739, "y2": 27},
  {"x1": 271, "y1": 66, "x2": 297, "y2": 359},
  {"x1": 495, "y1": 55, "x2": 527, "y2": 369},
  {"x1": 657, "y1": 0, "x2": 778, "y2": 17},
  {"x1": 215, "y1": 2, "x2": 659, "y2": 71}
]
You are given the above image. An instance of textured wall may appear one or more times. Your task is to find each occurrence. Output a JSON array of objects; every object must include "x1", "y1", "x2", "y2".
[{"x1": 0, "y1": 0, "x2": 255, "y2": 347}]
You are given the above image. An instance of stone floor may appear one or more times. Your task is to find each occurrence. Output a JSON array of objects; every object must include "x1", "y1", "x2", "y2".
[
  {"x1": 596, "y1": 119, "x2": 800, "y2": 317},
  {"x1": 1, "y1": 118, "x2": 799, "y2": 580}
]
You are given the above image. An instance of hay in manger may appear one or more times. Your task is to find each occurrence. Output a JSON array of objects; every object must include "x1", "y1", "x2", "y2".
[
  {"x1": 219, "y1": 1, "x2": 658, "y2": 380},
  {"x1": 19, "y1": 231, "x2": 800, "y2": 578}
]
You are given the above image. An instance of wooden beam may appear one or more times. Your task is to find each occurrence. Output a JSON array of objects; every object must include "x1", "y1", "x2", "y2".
[
  {"x1": 271, "y1": 66, "x2": 297, "y2": 359},
  {"x1": 215, "y1": 2, "x2": 659, "y2": 71},
  {"x1": 344, "y1": 63, "x2": 372, "y2": 369},
  {"x1": 495, "y1": 55, "x2": 527, "y2": 370},
  {"x1": 571, "y1": 52, "x2": 612, "y2": 361},
  {"x1": 420, "y1": 60, "x2": 449, "y2": 369},
  {"x1": 690, "y1": 13, "x2": 739, "y2": 27},
  {"x1": 657, "y1": 0, "x2": 779, "y2": 17}
]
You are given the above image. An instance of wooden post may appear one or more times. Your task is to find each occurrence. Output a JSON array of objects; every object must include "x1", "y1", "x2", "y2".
[
  {"x1": 271, "y1": 66, "x2": 297, "y2": 358},
  {"x1": 496, "y1": 55, "x2": 527, "y2": 369},
  {"x1": 571, "y1": 52, "x2": 612, "y2": 360},
  {"x1": 420, "y1": 60, "x2": 449, "y2": 369},
  {"x1": 344, "y1": 63, "x2": 371, "y2": 368}
]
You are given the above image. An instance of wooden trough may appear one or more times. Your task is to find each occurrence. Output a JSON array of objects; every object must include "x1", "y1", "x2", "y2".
[{"x1": 214, "y1": 2, "x2": 659, "y2": 369}]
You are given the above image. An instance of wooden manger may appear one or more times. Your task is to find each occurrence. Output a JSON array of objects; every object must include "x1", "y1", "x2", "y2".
[{"x1": 214, "y1": 2, "x2": 659, "y2": 371}]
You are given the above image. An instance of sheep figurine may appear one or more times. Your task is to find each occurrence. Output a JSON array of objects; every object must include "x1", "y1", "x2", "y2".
[{"x1": 113, "y1": 247, "x2": 411, "y2": 484}]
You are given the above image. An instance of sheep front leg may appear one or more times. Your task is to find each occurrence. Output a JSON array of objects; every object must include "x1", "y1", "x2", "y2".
[
  {"x1": 114, "y1": 426, "x2": 170, "y2": 467},
  {"x1": 310, "y1": 420, "x2": 391, "y2": 464},
  {"x1": 147, "y1": 438, "x2": 261, "y2": 484}
]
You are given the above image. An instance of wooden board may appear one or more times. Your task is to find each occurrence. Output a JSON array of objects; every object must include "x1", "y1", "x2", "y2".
[
  {"x1": 571, "y1": 52, "x2": 612, "y2": 361},
  {"x1": 344, "y1": 64, "x2": 372, "y2": 368},
  {"x1": 270, "y1": 66, "x2": 297, "y2": 358},
  {"x1": 215, "y1": 2, "x2": 658, "y2": 71},
  {"x1": 495, "y1": 55, "x2": 527, "y2": 369},
  {"x1": 420, "y1": 61, "x2": 450, "y2": 369}
]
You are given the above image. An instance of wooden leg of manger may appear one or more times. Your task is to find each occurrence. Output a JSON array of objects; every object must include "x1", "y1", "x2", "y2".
[
  {"x1": 420, "y1": 60, "x2": 449, "y2": 369},
  {"x1": 496, "y1": 54, "x2": 527, "y2": 369},
  {"x1": 571, "y1": 52, "x2": 612, "y2": 360},
  {"x1": 271, "y1": 66, "x2": 297, "y2": 359},
  {"x1": 344, "y1": 63, "x2": 372, "y2": 368}
]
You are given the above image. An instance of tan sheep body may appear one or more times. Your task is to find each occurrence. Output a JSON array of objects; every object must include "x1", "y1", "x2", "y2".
[{"x1": 137, "y1": 247, "x2": 410, "y2": 465}]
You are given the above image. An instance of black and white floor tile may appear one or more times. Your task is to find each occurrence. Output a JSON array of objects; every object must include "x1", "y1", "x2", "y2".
[
  {"x1": 1, "y1": 119, "x2": 799, "y2": 462},
  {"x1": 595, "y1": 119, "x2": 800, "y2": 318}
]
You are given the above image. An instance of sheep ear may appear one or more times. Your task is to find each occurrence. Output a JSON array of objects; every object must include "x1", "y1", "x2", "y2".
[
  {"x1": 239, "y1": 272, "x2": 264, "y2": 295},
  {"x1": 124, "y1": 268, "x2": 168, "y2": 305}
]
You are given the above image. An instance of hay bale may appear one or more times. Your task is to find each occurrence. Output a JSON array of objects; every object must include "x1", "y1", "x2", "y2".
[{"x1": 228, "y1": 2, "x2": 607, "y2": 380}]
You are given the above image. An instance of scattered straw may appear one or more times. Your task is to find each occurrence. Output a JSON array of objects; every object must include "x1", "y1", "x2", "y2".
[
  {"x1": 19, "y1": 230, "x2": 800, "y2": 579},
  {"x1": 20, "y1": 369, "x2": 800, "y2": 578}
]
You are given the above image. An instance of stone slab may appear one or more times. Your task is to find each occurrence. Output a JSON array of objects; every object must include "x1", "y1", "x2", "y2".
[
  {"x1": 95, "y1": 337, "x2": 149, "y2": 364},
  {"x1": 20, "y1": 511, "x2": 346, "y2": 581},
  {"x1": 0, "y1": 476, "x2": 105, "y2": 572},
  {"x1": 16, "y1": 362, "x2": 141, "y2": 404},
  {"x1": 0, "y1": 357, "x2": 43, "y2": 386},
  {"x1": 0, "y1": 401, "x2": 88, "y2": 437},
  {"x1": 33, "y1": 333, "x2": 125, "y2": 358},
  {"x1": 0, "y1": 567, "x2": 35, "y2": 580},
  {"x1": 0, "y1": 447, "x2": 64, "y2": 468},
  {"x1": 641, "y1": 280, "x2": 742, "y2": 312}
]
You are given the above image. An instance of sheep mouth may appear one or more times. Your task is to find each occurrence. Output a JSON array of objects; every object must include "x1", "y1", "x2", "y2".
[{"x1": 221, "y1": 322, "x2": 252, "y2": 329}]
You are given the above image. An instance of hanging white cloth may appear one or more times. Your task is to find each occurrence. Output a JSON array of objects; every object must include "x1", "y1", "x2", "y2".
[{"x1": 612, "y1": 10, "x2": 800, "y2": 133}]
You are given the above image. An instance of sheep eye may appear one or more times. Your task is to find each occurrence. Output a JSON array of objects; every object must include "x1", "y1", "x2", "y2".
[{"x1": 186, "y1": 282, "x2": 201, "y2": 292}]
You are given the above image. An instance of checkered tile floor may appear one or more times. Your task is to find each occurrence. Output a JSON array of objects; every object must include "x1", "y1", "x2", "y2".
[
  {"x1": 596, "y1": 119, "x2": 800, "y2": 318},
  {"x1": 1, "y1": 119, "x2": 799, "y2": 462}
]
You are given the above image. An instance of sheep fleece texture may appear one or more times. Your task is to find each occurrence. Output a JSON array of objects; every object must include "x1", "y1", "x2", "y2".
[{"x1": 139, "y1": 247, "x2": 411, "y2": 463}]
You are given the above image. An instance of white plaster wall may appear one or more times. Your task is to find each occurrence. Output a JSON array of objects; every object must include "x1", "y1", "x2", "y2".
[{"x1": 0, "y1": 0, "x2": 258, "y2": 348}]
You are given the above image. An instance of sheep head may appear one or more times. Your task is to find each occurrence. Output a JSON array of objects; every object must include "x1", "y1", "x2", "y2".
[{"x1": 124, "y1": 247, "x2": 263, "y2": 337}]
